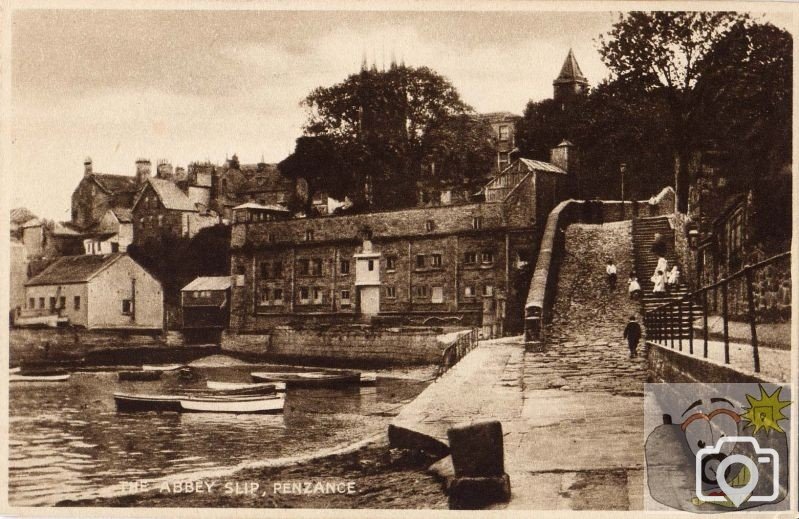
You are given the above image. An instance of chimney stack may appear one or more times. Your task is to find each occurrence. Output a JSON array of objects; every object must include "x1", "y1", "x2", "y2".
[
  {"x1": 156, "y1": 159, "x2": 174, "y2": 181},
  {"x1": 135, "y1": 158, "x2": 152, "y2": 184},
  {"x1": 550, "y1": 140, "x2": 579, "y2": 198},
  {"x1": 84, "y1": 157, "x2": 93, "y2": 177}
]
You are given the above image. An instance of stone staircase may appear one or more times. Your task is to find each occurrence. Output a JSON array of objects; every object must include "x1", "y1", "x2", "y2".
[{"x1": 632, "y1": 216, "x2": 700, "y2": 339}]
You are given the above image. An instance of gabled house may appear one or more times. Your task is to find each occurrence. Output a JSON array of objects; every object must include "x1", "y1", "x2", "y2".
[
  {"x1": 22, "y1": 253, "x2": 163, "y2": 329},
  {"x1": 132, "y1": 177, "x2": 220, "y2": 246}
]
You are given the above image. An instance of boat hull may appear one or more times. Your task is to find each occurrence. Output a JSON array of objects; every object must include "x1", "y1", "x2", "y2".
[
  {"x1": 179, "y1": 395, "x2": 285, "y2": 414},
  {"x1": 10, "y1": 374, "x2": 70, "y2": 382},
  {"x1": 206, "y1": 381, "x2": 286, "y2": 393},
  {"x1": 118, "y1": 371, "x2": 162, "y2": 382},
  {"x1": 142, "y1": 364, "x2": 183, "y2": 372},
  {"x1": 251, "y1": 371, "x2": 360, "y2": 388},
  {"x1": 113, "y1": 393, "x2": 182, "y2": 412}
]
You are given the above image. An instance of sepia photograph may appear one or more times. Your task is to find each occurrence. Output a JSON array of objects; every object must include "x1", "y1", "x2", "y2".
[{"x1": 2, "y1": 3, "x2": 795, "y2": 515}]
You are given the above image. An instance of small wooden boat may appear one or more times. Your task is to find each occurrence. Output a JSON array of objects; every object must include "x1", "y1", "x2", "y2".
[
  {"x1": 251, "y1": 370, "x2": 361, "y2": 388},
  {"x1": 10, "y1": 373, "x2": 71, "y2": 382},
  {"x1": 206, "y1": 381, "x2": 286, "y2": 393},
  {"x1": 114, "y1": 392, "x2": 182, "y2": 412},
  {"x1": 118, "y1": 370, "x2": 162, "y2": 382},
  {"x1": 142, "y1": 364, "x2": 183, "y2": 372},
  {"x1": 179, "y1": 394, "x2": 285, "y2": 414}
]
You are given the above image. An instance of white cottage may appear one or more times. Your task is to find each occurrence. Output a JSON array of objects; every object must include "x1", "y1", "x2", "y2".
[{"x1": 23, "y1": 253, "x2": 163, "y2": 329}]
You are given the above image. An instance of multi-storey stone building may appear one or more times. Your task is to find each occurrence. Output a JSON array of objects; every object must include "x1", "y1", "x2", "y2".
[{"x1": 228, "y1": 148, "x2": 571, "y2": 338}]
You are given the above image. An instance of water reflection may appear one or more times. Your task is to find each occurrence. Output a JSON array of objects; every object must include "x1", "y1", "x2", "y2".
[{"x1": 9, "y1": 366, "x2": 429, "y2": 506}]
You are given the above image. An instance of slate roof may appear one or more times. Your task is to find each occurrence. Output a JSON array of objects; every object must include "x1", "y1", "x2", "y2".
[
  {"x1": 25, "y1": 253, "x2": 124, "y2": 286},
  {"x1": 110, "y1": 207, "x2": 133, "y2": 222},
  {"x1": 477, "y1": 112, "x2": 521, "y2": 124},
  {"x1": 136, "y1": 178, "x2": 198, "y2": 211},
  {"x1": 554, "y1": 49, "x2": 588, "y2": 84},
  {"x1": 519, "y1": 158, "x2": 567, "y2": 175},
  {"x1": 181, "y1": 276, "x2": 231, "y2": 292},
  {"x1": 91, "y1": 174, "x2": 139, "y2": 195},
  {"x1": 233, "y1": 202, "x2": 290, "y2": 212},
  {"x1": 10, "y1": 207, "x2": 37, "y2": 225}
]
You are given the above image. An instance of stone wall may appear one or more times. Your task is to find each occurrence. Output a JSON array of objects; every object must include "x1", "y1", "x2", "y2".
[
  {"x1": 646, "y1": 342, "x2": 768, "y2": 384},
  {"x1": 221, "y1": 326, "x2": 473, "y2": 367},
  {"x1": 9, "y1": 327, "x2": 189, "y2": 365}
]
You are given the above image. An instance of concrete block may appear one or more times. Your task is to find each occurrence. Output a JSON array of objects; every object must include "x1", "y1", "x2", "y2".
[
  {"x1": 448, "y1": 473, "x2": 511, "y2": 509},
  {"x1": 447, "y1": 420, "x2": 504, "y2": 477}
]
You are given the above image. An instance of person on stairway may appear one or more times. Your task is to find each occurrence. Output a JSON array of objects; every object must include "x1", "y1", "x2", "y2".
[
  {"x1": 666, "y1": 265, "x2": 680, "y2": 291},
  {"x1": 606, "y1": 260, "x2": 618, "y2": 290},
  {"x1": 651, "y1": 233, "x2": 667, "y2": 257},
  {"x1": 623, "y1": 315, "x2": 643, "y2": 358},
  {"x1": 651, "y1": 270, "x2": 666, "y2": 296},
  {"x1": 654, "y1": 255, "x2": 668, "y2": 280},
  {"x1": 628, "y1": 274, "x2": 641, "y2": 299}
]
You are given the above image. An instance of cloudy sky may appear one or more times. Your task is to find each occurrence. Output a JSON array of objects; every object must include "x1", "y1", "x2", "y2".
[{"x1": 8, "y1": 8, "x2": 792, "y2": 220}]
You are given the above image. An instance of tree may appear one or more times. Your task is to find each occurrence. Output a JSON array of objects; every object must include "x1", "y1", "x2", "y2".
[
  {"x1": 278, "y1": 136, "x2": 351, "y2": 215},
  {"x1": 598, "y1": 11, "x2": 749, "y2": 211},
  {"x1": 301, "y1": 64, "x2": 486, "y2": 209},
  {"x1": 421, "y1": 114, "x2": 495, "y2": 194}
]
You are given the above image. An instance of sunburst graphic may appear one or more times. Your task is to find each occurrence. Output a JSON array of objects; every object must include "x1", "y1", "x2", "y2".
[{"x1": 740, "y1": 385, "x2": 791, "y2": 434}]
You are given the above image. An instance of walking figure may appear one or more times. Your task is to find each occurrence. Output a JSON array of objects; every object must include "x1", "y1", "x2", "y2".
[
  {"x1": 651, "y1": 233, "x2": 667, "y2": 258},
  {"x1": 628, "y1": 273, "x2": 641, "y2": 300},
  {"x1": 651, "y1": 270, "x2": 666, "y2": 297},
  {"x1": 666, "y1": 265, "x2": 680, "y2": 290},
  {"x1": 606, "y1": 259, "x2": 617, "y2": 291},
  {"x1": 623, "y1": 315, "x2": 642, "y2": 358}
]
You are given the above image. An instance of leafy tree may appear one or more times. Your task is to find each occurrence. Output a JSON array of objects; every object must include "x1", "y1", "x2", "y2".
[
  {"x1": 421, "y1": 114, "x2": 495, "y2": 194},
  {"x1": 278, "y1": 136, "x2": 351, "y2": 215},
  {"x1": 597, "y1": 11, "x2": 749, "y2": 211},
  {"x1": 301, "y1": 64, "x2": 487, "y2": 209}
]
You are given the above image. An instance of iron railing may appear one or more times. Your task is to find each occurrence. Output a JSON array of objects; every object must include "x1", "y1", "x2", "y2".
[
  {"x1": 644, "y1": 251, "x2": 790, "y2": 373},
  {"x1": 437, "y1": 328, "x2": 479, "y2": 377}
]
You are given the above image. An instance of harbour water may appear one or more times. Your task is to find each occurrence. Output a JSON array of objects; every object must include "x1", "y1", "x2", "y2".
[{"x1": 8, "y1": 362, "x2": 433, "y2": 506}]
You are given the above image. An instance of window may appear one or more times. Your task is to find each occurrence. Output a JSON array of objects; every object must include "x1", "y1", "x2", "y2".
[
  {"x1": 259, "y1": 289, "x2": 270, "y2": 305},
  {"x1": 464, "y1": 252, "x2": 477, "y2": 265},
  {"x1": 481, "y1": 251, "x2": 494, "y2": 265},
  {"x1": 499, "y1": 125, "x2": 510, "y2": 141},
  {"x1": 29, "y1": 297, "x2": 34, "y2": 309},
  {"x1": 260, "y1": 262, "x2": 270, "y2": 278},
  {"x1": 39, "y1": 297, "x2": 44, "y2": 309},
  {"x1": 273, "y1": 261, "x2": 283, "y2": 278},
  {"x1": 415, "y1": 254, "x2": 426, "y2": 269},
  {"x1": 472, "y1": 216, "x2": 483, "y2": 230},
  {"x1": 431, "y1": 254, "x2": 443, "y2": 268},
  {"x1": 386, "y1": 256, "x2": 397, "y2": 271},
  {"x1": 74, "y1": 296, "x2": 81, "y2": 310},
  {"x1": 49, "y1": 297, "x2": 56, "y2": 311},
  {"x1": 483, "y1": 285, "x2": 494, "y2": 296},
  {"x1": 368, "y1": 259, "x2": 375, "y2": 271},
  {"x1": 157, "y1": 215, "x2": 163, "y2": 227},
  {"x1": 311, "y1": 259, "x2": 323, "y2": 276},
  {"x1": 413, "y1": 285, "x2": 429, "y2": 298},
  {"x1": 431, "y1": 286, "x2": 444, "y2": 304},
  {"x1": 464, "y1": 286, "x2": 476, "y2": 298},
  {"x1": 268, "y1": 233, "x2": 276, "y2": 243},
  {"x1": 340, "y1": 259, "x2": 350, "y2": 274},
  {"x1": 201, "y1": 291, "x2": 211, "y2": 298},
  {"x1": 298, "y1": 287, "x2": 310, "y2": 304},
  {"x1": 273, "y1": 288, "x2": 283, "y2": 304},
  {"x1": 298, "y1": 259, "x2": 310, "y2": 276},
  {"x1": 313, "y1": 287, "x2": 323, "y2": 304},
  {"x1": 305, "y1": 229, "x2": 314, "y2": 241},
  {"x1": 425, "y1": 220, "x2": 435, "y2": 232},
  {"x1": 192, "y1": 291, "x2": 200, "y2": 298},
  {"x1": 385, "y1": 286, "x2": 397, "y2": 298},
  {"x1": 122, "y1": 299, "x2": 132, "y2": 315},
  {"x1": 111, "y1": 242, "x2": 120, "y2": 253},
  {"x1": 340, "y1": 289, "x2": 351, "y2": 306},
  {"x1": 139, "y1": 217, "x2": 145, "y2": 225},
  {"x1": 59, "y1": 296, "x2": 66, "y2": 309}
]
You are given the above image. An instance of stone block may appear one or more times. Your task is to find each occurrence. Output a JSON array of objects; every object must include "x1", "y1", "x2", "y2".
[
  {"x1": 447, "y1": 420, "x2": 504, "y2": 477},
  {"x1": 448, "y1": 473, "x2": 511, "y2": 509},
  {"x1": 388, "y1": 424, "x2": 450, "y2": 458}
]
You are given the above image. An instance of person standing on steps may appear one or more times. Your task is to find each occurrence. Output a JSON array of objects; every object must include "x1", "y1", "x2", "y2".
[
  {"x1": 606, "y1": 259, "x2": 617, "y2": 291},
  {"x1": 651, "y1": 270, "x2": 666, "y2": 297},
  {"x1": 666, "y1": 265, "x2": 680, "y2": 291},
  {"x1": 654, "y1": 255, "x2": 668, "y2": 280},
  {"x1": 623, "y1": 315, "x2": 642, "y2": 358},
  {"x1": 628, "y1": 273, "x2": 641, "y2": 299},
  {"x1": 651, "y1": 232, "x2": 667, "y2": 258}
]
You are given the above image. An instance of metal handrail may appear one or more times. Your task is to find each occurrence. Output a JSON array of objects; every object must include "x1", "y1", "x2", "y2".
[
  {"x1": 644, "y1": 251, "x2": 790, "y2": 373},
  {"x1": 437, "y1": 328, "x2": 479, "y2": 377}
]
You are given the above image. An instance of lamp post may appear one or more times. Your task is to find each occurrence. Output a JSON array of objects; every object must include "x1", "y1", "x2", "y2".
[{"x1": 619, "y1": 162, "x2": 627, "y2": 218}]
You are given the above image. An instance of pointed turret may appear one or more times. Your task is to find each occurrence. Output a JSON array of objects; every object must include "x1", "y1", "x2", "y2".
[{"x1": 553, "y1": 49, "x2": 589, "y2": 103}]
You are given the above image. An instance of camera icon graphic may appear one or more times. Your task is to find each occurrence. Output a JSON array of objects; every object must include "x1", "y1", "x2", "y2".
[{"x1": 695, "y1": 436, "x2": 779, "y2": 507}]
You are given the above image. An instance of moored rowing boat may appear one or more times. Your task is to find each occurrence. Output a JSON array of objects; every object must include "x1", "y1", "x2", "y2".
[
  {"x1": 10, "y1": 373, "x2": 71, "y2": 382},
  {"x1": 179, "y1": 394, "x2": 285, "y2": 414},
  {"x1": 251, "y1": 370, "x2": 360, "y2": 388},
  {"x1": 206, "y1": 380, "x2": 286, "y2": 393}
]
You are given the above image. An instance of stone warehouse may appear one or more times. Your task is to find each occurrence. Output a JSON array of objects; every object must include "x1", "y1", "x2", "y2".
[{"x1": 228, "y1": 150, "x2": 572, "y2": 338}]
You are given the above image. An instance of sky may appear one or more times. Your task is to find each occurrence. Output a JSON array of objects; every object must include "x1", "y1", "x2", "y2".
[{"x1": 8, "y1": 8, "x2": 793, "y2": 220}]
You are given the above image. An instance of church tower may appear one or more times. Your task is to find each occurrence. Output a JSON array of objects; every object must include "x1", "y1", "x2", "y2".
[{"x1": 553, "y1": 49, "x2": 589, "y2": 106}]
